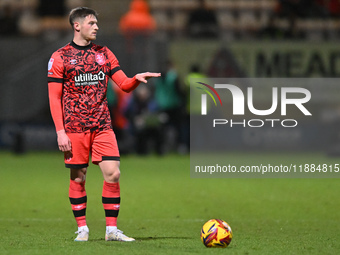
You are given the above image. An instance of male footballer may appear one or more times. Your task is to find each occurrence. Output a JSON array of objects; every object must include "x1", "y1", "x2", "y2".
[{"x1": 48, "y1": 7, "x2": 160, "y2": 242}]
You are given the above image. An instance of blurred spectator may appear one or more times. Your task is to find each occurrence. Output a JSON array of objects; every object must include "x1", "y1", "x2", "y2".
[
  {"x1": 284, "y1": 14, "x2": 305, "y2": 39},
  {"x1": 126, "y1": 85, "x2": 164, "y2": 155},
  {"x1": 258, "y1": 15, "x2": 286, "y2": 39},
  {"x1": 184, "y1": 64, "x2": 208, "y2": 151},
  {"x1": 186, "y1": 0, "x2": 219, "y2": 38},
  {"x1": 119, "y1": 0, "x2": 157, "y2": 77},
  {"x1": 276, "y1": 0, "x2": 327, "y2": 18},
  {"x1": 0, "y1": 4, "x2": 19, "y2": 35},
  {"x1": 154, "y1": 60, "x2": 185, "y2": 153},
  {"x1": 119, "y1": 0, "x2": 156, "y2": 36},
  {"x1": 259, "y1": 14, "x2": 304, "y2": 40},
  {"x1": 185, "y1": 64, "x2": 206, "y2": 116},
  {"x1": 324, "y1": 0, "x2": 340, "y2": 17},
  {"x1": 107, "y1": 81, "x2": 133, "y2": 154}
]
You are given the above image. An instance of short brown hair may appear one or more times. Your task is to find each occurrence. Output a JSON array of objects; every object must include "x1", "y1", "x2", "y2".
[{"x1": 69, "y1": 7, "x2": 98, "y2": 28}]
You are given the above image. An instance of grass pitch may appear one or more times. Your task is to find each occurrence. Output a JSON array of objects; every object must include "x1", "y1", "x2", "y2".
[{"x1": 0, "y1": 151, "x2": 340, "y2": 255}]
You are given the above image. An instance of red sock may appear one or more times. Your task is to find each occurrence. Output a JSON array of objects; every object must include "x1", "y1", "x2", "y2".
[
  {"x1": 69, "y1": 180, "x2": 87, "y2": 227},
  {"x1": 102, "y1": 181, "x2": 120, "y2": 227}
]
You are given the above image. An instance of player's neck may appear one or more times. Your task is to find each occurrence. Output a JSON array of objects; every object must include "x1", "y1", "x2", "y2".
[{"x1": 73, "y1": 36, "x2": 92, "y2": 47}]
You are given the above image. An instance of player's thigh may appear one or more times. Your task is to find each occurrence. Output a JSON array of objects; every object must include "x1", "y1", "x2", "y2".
[
  {"x1": 98, "y1": 160, "x2": 120, "y2": 183},
  {"x1": 65, "y1": 132, "x2": 91, "y2": 168},
  {"x1": 91, "y1": 130, "x2": 120, "y2": 164}
]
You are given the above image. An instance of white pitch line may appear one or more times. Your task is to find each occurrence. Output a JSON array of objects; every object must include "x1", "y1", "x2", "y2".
[{"x1": 0, "y1": 218, "x2": 67, "y2": 222}]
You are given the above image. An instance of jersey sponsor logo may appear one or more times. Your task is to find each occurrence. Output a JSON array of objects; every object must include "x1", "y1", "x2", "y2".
[
  {"x1": 95, "y1": 53, "x2": 105, "y2": 65},
  {"x1": 74, "y1": 71, "x2": 105, "y2": 86},
  {"x1": 48, "y1": 58, "x2": 54, "y2": 70}
]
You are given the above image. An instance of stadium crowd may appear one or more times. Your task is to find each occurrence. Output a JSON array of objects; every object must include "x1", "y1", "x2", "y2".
[{"x1": 1, "y1": 0, "x2": 340, "y2": 155}]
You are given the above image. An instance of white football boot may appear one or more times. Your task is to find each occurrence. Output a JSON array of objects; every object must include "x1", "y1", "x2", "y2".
[
  {"x1": 105, "y1": 228, "x2": 135, "y2": 242},
  {"x1": 74, "y1": 226, "x2": 89, "y2": 242}
]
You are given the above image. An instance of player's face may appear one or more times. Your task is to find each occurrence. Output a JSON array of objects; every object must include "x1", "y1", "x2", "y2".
[{"x1": 79, "y1": 15, "x2": 98, "y2": 42}]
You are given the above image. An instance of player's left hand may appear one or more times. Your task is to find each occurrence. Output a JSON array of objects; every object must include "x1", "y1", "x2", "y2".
[{"x1": 135, "y1": 72, "x2": 161, "y2": 83}]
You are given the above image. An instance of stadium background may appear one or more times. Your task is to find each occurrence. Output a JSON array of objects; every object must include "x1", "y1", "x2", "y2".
[
  {"x1": 1, "y1": 1, "x2": 340, "y2": 254},
  {"x1": 1, "y1": 0, "x2": 340, "y2": 153}
]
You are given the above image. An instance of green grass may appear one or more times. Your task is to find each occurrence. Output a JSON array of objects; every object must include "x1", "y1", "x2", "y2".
[{"x1": 0, "y1": 151, "x2": 340, "y2": 254}]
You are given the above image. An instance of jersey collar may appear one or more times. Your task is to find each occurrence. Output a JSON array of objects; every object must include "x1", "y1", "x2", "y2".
[{"x1": 71, "y1": 41, "x2": 93, "y2": 50}]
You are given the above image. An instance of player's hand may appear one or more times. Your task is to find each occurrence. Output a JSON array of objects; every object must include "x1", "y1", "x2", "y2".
[
  {"x1": 57, "y1": 130, "x2": 72, "y2": 152},
  {"x1": 135, "y1": 72, "x2": 161, "y2": 83}
]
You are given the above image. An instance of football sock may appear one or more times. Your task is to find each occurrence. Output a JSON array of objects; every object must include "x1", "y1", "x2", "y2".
[
  {"x1": 69, "y1": 179, "x2": 87, "y2": 227},
  {"x1": 102, "y1": 181, "x2": 120, "y2": 227}
]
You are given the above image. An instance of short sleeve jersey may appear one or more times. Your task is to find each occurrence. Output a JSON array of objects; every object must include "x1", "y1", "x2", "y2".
[{"x1": 48, "y1": 41, "x2": 121, "y2": 133}]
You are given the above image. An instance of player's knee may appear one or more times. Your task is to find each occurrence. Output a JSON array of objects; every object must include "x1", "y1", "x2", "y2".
[
  {"x1": 73, "y1": 176, "x2": 86, "y2": 182},
  {"x1": 70, "y1": 168, "x2": 87, "y2": 182},
  {"x1": 107, "y1": 168, "x2": 120, "y2": 183},
  {"x1": 113, "y1": 168, "x2": 121, "y2": 182}
]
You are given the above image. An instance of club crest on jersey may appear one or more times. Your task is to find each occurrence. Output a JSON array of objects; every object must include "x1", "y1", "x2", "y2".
[
  {"x1": 70, "y1": 59, "x2": 77, "y2": 65},
  {"x1": 95, "y1": 53, "x2": 105, "y2": 65},
  {"x1": 48, "y1": 58, "x2": 54, "y2": 70}
]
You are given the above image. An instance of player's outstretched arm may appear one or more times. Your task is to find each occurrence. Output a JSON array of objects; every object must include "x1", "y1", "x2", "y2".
[
  {"x1": 135, "y1": 72, "x2": 161, "y2": 83},
  {"x1": 112, "y1": 70, "x2": 161, "y2": 93}
]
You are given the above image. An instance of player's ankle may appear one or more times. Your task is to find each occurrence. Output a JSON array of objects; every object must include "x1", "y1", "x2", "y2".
[{"x1": 106, "y1": 226, "x2": 117, "y2": 233}]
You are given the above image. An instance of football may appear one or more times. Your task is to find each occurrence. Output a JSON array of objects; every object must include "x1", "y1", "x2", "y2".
[{"x1": 200, "y1": 219, "x2": 232, "y2": 248}]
